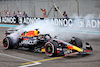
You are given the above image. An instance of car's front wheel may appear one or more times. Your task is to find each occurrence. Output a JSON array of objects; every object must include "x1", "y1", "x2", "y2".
[
  {"x1": 45, "y1": 41, "x2": 58, "y2": 57},
  {"x1": 70, "y1": 37, "x2": 83, "y2": 48}
]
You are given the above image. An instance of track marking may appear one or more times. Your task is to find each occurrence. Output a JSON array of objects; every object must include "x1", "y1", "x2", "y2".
[
  {"x1": 0, "y1": 52, "x2": 63, "y2": 67},
  {"x1": 0, "y1": 53, "x2": 34, "y2": 61},
  {"x1": 0, "y1": 53, "x2": 41, "y2": 67},
  {"x1": 18, "y1": 62, "x2": 41, "y2": 67},
  {"x1": 21, "y1": 56, "x2": 64, "y2": 65}
]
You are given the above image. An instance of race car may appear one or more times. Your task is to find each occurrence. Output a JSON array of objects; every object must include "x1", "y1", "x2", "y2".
[{"x1": 3, "y1": 29, "x2": 93, "y2": 57}]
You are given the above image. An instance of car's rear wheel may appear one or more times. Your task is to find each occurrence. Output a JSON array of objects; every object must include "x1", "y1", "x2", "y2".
[
  {"x1": 3, "y1": 37, "x2": 14, "y2": 49},
  {"x1": 45, "y1": 41, "x2": 58, "y2": 57}
]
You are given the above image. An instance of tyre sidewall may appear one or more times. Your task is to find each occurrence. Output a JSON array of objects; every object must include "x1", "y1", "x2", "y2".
[
  {"x1": 74, "y1": 37, "x2": 83, "y2": 48},
  {"x1": 45, "y1": 42, "x2": 55, "y2": 56},
  {"x1": 3, "y1": 38, "x2": 10, "y2": 49},
  {"x1": 3, "y1": 37, "x2": 14, "y2": 49}
]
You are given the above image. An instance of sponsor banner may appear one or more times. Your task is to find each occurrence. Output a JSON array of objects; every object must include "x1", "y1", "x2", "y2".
[
  {"x1": 1, "y1": 17, "x2": 16, "y2": 23},
  {"x1": 0, "y1": 17, "x2": 100, "y2": 30},
  {"x1": 21, "y1": 18, "x2": 100, "y2": 29},
  {"x1": 78, "y1": 19, "x2": 100, "y2": 29},
  {"x1": 20, "y1": 17, "x2": 42, "y2": 24}
]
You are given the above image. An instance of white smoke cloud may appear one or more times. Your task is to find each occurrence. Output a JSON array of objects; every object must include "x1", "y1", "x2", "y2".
[{"x1": 7, "y1": 14, "x2": 100, "y2": 43}]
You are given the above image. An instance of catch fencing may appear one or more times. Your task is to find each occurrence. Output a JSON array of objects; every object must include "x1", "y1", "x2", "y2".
[{"x1": 0, "y1": 0, "x2": 100, "y2": 18}]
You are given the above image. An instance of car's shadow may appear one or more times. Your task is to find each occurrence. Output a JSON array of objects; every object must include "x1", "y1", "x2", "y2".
[{"x1": 3, "y1": 48, "x2": 93, "y2": 60}]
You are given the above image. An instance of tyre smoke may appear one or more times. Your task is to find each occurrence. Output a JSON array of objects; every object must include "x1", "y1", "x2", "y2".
[{"x1": 8, "y1": 14, "x2": 100, "y2": 43}]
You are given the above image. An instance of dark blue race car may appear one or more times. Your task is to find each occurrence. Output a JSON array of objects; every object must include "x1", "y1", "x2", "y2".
[{"x1": 3, "y1": 29, "x2": 93, "y2": 57}]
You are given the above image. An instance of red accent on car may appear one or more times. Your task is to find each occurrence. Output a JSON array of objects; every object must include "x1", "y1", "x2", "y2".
[
  {"x1": 84, "y1": 50, "x2": 91, "y2": 52},
  {"x1": 60, "y1": 40, "x2": 64, "y2": 42},
  {"x1": 45, "y1": 43, "x2": 53, "y2": 54},
  {"x1": 57, "y1": 51, "x2": 60, "y2": 53},
  {"x1": 25, "y1": 30, "x2": 35, "y2": 37},
  {"x1": 57, "y1": 41, "x2": 60, "y2": 43},
  {"x1": 21, "y1": 33, "x2": 25, "y2": 36},
  {"x1": 67, "y1": 46, "x2": 73, "y2": 50},
  {"x1": 23, "y1": 38, "x2": 29, "y2": 40}
]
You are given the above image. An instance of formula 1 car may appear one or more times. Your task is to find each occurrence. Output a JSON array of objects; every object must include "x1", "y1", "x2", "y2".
[{"x1": 3, "y1": 29, "x2": 93, "y2": 57}]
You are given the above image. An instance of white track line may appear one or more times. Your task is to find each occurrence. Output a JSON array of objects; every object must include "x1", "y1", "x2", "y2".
[
  {"x1": 0, "y1": 53, "x2": 41, "y2": 67},
  {"x1": 0, "y1": 53, "x2": 32, "y2": 61},
  {"x1": 18, "y1": 62, "x2": 41, "y2": 67}
]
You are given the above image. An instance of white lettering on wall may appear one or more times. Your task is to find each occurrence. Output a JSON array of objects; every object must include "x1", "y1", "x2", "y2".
[
  {"x1": 78, "y1": 19, "x2": 84, "y2": 27},
  {"x1": 86, "y1": 20, "x2": 91, "y2": 28}
]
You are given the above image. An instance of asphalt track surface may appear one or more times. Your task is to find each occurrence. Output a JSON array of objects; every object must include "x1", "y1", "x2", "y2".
[{"x1": 0, "y1": 27, "x2": 100, "y2": 67}]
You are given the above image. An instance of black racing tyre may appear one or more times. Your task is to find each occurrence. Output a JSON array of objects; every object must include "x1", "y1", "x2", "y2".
[
  {"x1": 3, "y1": 37, "x2": 14, "y2": 49},
  {"x1": 29, "y1": 45, "x2": 34, "y2": 51},
  {"x1": 45, "y1": 41, "x2": 58, "y2": 57},
  {"x1": 70, "y1": 37, "x2": 83, "y2": 48}
]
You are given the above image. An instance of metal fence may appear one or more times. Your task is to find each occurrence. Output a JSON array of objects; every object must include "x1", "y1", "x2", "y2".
[{"x1": 0, "y1": 0, "x2": 100, "y2": 18}]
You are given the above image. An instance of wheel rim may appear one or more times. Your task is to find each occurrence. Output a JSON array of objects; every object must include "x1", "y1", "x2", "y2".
[
  {"x1": 45, "y1": 43, "x2": 53, "y2": 55},
  {"x1": 3, "y1": 38, "x2": 9, "y2": 49}
]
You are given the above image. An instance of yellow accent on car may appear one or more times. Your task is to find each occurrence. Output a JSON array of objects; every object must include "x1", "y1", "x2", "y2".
[
  {"x1": 34, "y1": 31, "x2": 39, "y2": 36},
  {"x1": 41, "y1": 48, "x2": 45, "y2": 52},
  {"x1": 73, "y1": 46, "x2": 83, "y2": 52}
]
